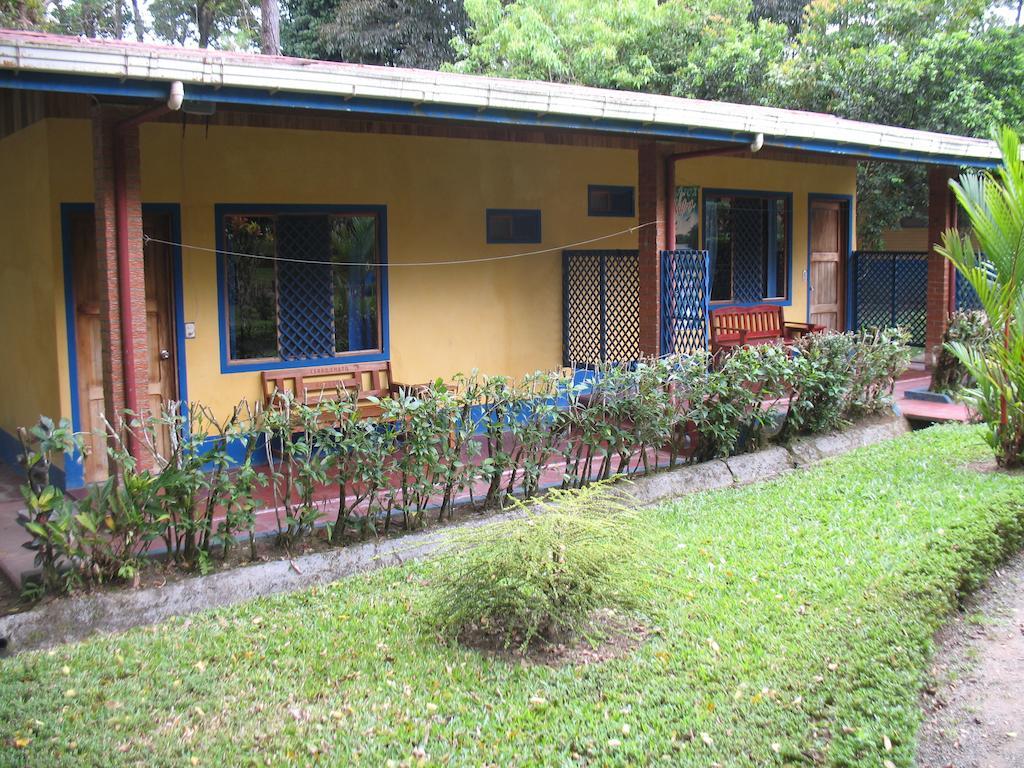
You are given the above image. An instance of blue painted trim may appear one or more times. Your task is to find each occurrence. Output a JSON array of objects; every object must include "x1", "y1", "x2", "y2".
[
  {"x1": 60, "y1": 203, "x2": 93, "y2": 489},
  {"x1": 215, "y1": 203, "x2": 390, "y2": 374},
  {"x1": 702, "y1": 188, "x2": 794, "y2": 308},
  {"x1": 0, "y1": 71, "x2": 998, "y2": 169},
  {"x1": 587, "y1": 185, "x2": 636, "y2": 217},
  {"x1": 485, "y1": 208, "x2": 542, "y2": 244},
  {"x1": 806, "y1": 194, "x2": 855, "y2": 327}
]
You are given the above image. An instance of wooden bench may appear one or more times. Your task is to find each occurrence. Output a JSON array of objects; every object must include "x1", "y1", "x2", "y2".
[
  {"x1": 261, "y1": 360, "x2": 422, "y2": 420},
  {"x1": 710, "y1": 305, "x2": 824, "y2": 356}
]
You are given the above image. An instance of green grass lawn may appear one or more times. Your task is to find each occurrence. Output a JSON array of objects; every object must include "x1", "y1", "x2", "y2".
[{"x1": 2, "y1": 425, "x2": 1023, "y2": 767}]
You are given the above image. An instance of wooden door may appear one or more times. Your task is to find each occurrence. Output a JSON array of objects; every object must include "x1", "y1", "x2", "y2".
[
  {"x1": 69, "y1": 212, "x2": 108, "y2": 483},
  {"x1": 809, "y1": 201, "x2": 845, "y2": 331},
  {"x1": 71, "y1": 210, "x2": 178, "y2": 481},
  {"x1": 143, "y1": 211, "x2": 179, "y2": 461}
]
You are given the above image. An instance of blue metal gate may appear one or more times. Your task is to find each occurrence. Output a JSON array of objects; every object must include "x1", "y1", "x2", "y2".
[
  {"x1": 562, "y1": 250, "x2": 640, "y2": 366},
  {"x1": 851, "y1": 250, "x2": 928, "y2": 346},
  {"x1": 660, "y1": 249, "x2": 710, "y2": 355}
]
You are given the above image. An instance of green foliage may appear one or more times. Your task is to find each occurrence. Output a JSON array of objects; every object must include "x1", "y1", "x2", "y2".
[
  {"x1": 4, "y1": 428, "x2": 1023, "y2": 766},
  {"x1": 426, "y1": 483, "x2": 652, "y2": 648},
  {"x1": 15, "y1": 329, "x2": 911, "y2": 597},
  {"x1": 845, "y1": 326, "x2": 914, "y2": 416},
  {"x1": 931, "y1": 310, "x2": 994, "y2": 394},
  {"x1": 49, "y1": 0, "x2": 137, "y2": 38},
  {"x1": 284, "y1": 0, "x2": 468, "y2": 67},
  {"x1": 149, "y1": 0, "x2": 259, "y2": 48},
  {"x1": 0, "y1": 0, "x2": 45, "y2": 28},
  {"x1": 939, "y1": 126, "x2": 1024, "y2": 467}
]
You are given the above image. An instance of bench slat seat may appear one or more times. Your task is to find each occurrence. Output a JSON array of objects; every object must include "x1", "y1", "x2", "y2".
[
  {"x1": 710, "y1": 305, "x2": 824, "y2": 356},
  {"x1": 262, "y1": 361, "x2": 421, "y2": 420}
]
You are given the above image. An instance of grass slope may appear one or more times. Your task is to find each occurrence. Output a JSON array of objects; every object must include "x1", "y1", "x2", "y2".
[{"x1": 2, "y1": 426, "x2": 1023, "y2": 767}]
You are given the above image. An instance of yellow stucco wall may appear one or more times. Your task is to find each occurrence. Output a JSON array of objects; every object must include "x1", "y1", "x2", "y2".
[
  {"x1": 674, "y1": 154, "x2": 858, "y2": 324},
  {"x1": 2, "y1": 118, "x2": 857, "y2": 429},
  {"x1": 0, "y1": 121, "x2": 66, "y2": 445}
]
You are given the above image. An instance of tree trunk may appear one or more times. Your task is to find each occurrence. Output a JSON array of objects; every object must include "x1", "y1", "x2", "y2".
[
  {"x1": 261, "y1": 0, "x2": 281, "y2": 55},
  {"x1": 114, "y1": 0, "x2": 124, "y2": 39},
  {"x1": 131, "y1": 0, "x2": 145, "y2": 41}
]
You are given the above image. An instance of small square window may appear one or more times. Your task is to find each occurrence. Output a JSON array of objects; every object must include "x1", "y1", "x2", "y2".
[
  {"x1": 588, "y1": 185, "x2": 635, "y2": 217},
  {"x1": 486, "y1": 209, "x2": 542, "y2": 244}
]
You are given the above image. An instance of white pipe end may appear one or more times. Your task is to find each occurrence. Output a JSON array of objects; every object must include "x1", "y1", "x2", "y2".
[{"x1": 167, "y1": 81, "x2": 185, "y2": 111}]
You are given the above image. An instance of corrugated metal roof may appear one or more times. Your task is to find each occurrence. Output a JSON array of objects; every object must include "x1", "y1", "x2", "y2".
[{"x1": 0, "y1": 29, "x2": 1003, "y2": 166}]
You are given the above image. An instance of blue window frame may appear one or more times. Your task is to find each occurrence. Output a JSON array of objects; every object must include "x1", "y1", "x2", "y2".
[
  {"x1": 588, "y1": 185, "x2": 635, "y2": 217},
  {"x1": 486, "y1": 209, "x2": 541, "y2": 244},
  {"x1": 702, "y1": 190, "x2": 792, "y2": 305},
  {"x1": 216, "y1": 204, "x2": 389, "y2": 373}
]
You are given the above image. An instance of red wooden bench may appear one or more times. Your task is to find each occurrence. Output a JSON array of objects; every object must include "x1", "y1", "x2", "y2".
[
  {"x1": 261, "y1": 361, "x2": 428, "y2": 419},
  {"x1": 710, "y1": 305, "x2": 823, "y2": 356}
]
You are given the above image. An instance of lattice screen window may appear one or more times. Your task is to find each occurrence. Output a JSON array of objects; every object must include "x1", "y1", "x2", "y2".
[
  {"x1": 703, "y1": 193, "x2": 789, "y2": 303},
  {"x1": 223, "y1": 211, "x2": 382, "y2": 363}
]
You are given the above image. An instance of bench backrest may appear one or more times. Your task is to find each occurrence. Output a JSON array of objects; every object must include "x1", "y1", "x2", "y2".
[
  {"x1": 261, "y1": 361, "x2": 392, "y2": 408},
  {"x1": 710, "y1": 305, "x2": 786, "y2": 342}
]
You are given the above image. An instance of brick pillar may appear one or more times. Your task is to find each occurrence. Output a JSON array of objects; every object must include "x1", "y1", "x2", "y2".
[
  {"x1": 925, "y1": 166, "x2": 958, "y2": 365},
  {"x1": 638, "y1": 142, "x2": 668, "y2": 357},
  {"x1": 92, "y1": 106, "x2": 151, "y2": 461}
]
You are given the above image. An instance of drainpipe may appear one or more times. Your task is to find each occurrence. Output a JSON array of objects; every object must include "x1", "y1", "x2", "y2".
[
  {"x1": 664, "y1": 134, "x2": 764, "y2": 249},
  {"x1": 112, "y1": 81, "x2": 184, "y2": 444}
]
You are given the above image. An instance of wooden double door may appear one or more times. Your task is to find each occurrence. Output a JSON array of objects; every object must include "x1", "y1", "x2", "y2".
[
  {"x1": 68, "y1": 208, "x2": 180, "y2": 482},
  {"x1": 808, "y1": 199, "x2": 850, "y2": 332}
]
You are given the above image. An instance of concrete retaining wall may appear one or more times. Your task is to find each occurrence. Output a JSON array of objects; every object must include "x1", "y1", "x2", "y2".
[{"x1": 0, "y1": 416, "x2": 909, "y2": 655}]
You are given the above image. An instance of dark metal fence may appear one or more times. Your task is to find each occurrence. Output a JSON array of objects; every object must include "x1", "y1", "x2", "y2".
[
  {"x1": 851, "y1": 250, "x2": 928, "y2": 346},
  {"x1": 955, "y1": 269, "x2": 984, "y2": 312},
  {"x1": 660, "y1": 249, "x2": 710, "y2": 355},
  {"x1": 562, "y1": 250, "x2": 640, "y2": 366}
]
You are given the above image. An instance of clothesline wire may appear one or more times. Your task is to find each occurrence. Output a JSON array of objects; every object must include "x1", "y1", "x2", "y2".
[{"x1": 142, "y1": 220, "x2": 663, "y2": 268}]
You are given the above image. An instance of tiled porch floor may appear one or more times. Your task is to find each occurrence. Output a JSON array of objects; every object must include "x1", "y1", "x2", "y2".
[{"x1": 0, "y1": 364, "x2": 969, "y2": 589}]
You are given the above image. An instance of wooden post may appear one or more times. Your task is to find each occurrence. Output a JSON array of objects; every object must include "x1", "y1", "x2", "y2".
[
  {"x1": 638, "y1": 142, "x2": 668, "y2": 357},
  {"x1": 925, "y1": 166, "x2": 958, "y2": 365}
]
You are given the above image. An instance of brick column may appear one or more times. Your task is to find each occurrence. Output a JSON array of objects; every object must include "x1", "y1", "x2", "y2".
[
  {"x1": 925, "y1": 166, "x2": 958, "y2": 365},
  {"x1": 638, "y1": 142, "x2": 668, "y2": 357},
  {"x1": 92, "y1": 106, "x2": 151, "y2": 461}
]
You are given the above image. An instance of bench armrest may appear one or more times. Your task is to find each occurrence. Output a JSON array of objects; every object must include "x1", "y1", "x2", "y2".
[{"x1": 783, "y1": 322, "x2": 825, "y2": 338}]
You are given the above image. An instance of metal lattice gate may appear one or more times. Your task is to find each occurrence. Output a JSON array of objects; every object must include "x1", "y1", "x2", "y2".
[
  {"x1": 660, "y1": 249, "x2": 710, "y2": 355},
  {"x1": 955, "y1": 270, "x2": 984, "y2": 312},
  {"x1": 851, "y1": 251, "x2": 928, "y2": 346},
  {"x1": 562, "y1": 250, "x2": 640, "y2": 366}
]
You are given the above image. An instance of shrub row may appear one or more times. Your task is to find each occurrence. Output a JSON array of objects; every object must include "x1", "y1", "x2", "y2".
[{"x1": 16, "y1": 328, "x2": 911, "y2": 595}]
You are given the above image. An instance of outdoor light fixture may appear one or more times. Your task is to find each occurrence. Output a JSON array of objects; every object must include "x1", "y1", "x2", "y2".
[
  {"x1": 750, "y1": 132, "x2": 765, "y2": 153},
  {"x1": 167, "y1": 80, "x2": 184, "y2": 111}
]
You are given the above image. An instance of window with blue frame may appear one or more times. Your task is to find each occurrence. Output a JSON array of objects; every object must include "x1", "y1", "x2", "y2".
[
  {"x1": 703, "y1": 192, "x2": 790, "y2": 303},
  {"x1": 222, "y1": 210, "x2": 383, "y2": 363},
  {"x1": 588, "y1": 185, "x2": 635, "y2": 217},
  {"x1": 486, "y1": 209, "x2": 541, "y2": 244}
]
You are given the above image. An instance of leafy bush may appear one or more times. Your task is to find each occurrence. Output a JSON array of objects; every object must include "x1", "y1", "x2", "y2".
[
  {"x1": 425, "y1": 483, "x2": 652, "y2": 649},
  {"x1": 779, "y1": 332, "x2": 854, "y2": 440},
  {"x1": 844, "y1": 326, "x2": 912, "y2": 416},
  {"x1": 939, "y1": 127, "x2": 1024, "y2": 467},
  {"x1": 14, "y1": 325, "x2": 912, "y2": 597},
  {"x1": 930, "y1": 310, "x2": 994, "y2": 394}
]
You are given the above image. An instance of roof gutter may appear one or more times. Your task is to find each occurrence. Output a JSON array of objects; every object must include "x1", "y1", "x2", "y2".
[{"x1": 112, "y1": 80, "x2": 183, "y2": 448}]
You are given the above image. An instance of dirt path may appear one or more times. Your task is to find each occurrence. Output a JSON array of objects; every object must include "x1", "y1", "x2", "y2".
[{"x1": 917, "y1": 552, "x2": 1024, "y2": 768}]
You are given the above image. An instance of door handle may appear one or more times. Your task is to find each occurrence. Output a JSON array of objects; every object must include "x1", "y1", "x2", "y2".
[{"x1": 159, "y1": 349, "x2": 171, "y2": 360}]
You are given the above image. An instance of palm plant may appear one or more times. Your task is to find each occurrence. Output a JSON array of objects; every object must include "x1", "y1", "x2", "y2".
[{"x1": 937, "y1": 126, "x2": 1024, "y2": 467}]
